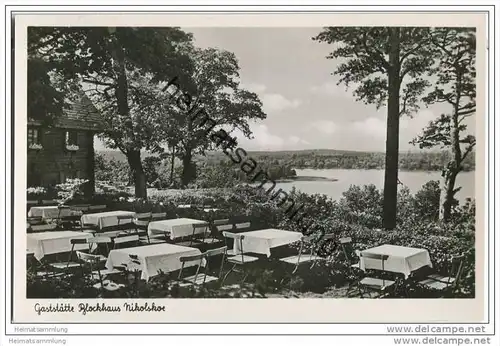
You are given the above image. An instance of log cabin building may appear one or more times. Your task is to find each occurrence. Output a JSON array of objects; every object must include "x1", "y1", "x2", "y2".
[{"x1": 27, "y1": 93, "x2": 104, "y2": 196}]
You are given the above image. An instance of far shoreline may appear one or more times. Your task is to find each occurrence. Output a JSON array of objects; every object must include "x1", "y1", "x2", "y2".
[{"x1": 275, "y1": 176, "x2": 339, "y2": 183}]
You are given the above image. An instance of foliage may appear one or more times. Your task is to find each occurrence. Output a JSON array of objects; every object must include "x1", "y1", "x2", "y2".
[
  {"x1": 313, "y1": 27, "x2": 437, "y2": 229},
  {"x1": 103, "y1": 149, "x2": 476, "y2": 173},
  {"x1": 29, "y1": 27, "x2": 195, "y2": 198},
  {"x1": 27, "y1": 180, "x2": 475, "y2": 298},
  {"x1": 54, "y1": 178, "x2": 89, "y2": 204},
  {"x1": 166, "y1": 47, "x2": 267, "y2": 186},
  {"x1": 412, "y1": 180, "x2": 441, "y2": 220},
  {"x1": 411, "y1": 28, "x2": 476, "y2": 222},
  {"x1": 95, "y1": 152, "x2": 131, "y2": 184},
  {"x1": 26, "y1": 186, "x2": 48, "y2": 200}
]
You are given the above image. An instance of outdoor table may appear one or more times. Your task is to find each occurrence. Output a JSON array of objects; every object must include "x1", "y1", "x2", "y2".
[
  {"x1": 232, "y1": 228, "x2": 303, "y2": 257},
  {"x1": 27, "y1": 231, "x2": 94, "y2": 261},
  {"x1": 148, "y1": 218, "x2": 208, "y2": 240},
  {"x1": 105, "y1": 243, "x2": 206, "y2": 281},
  {"x1": 80, "y1": 210, "x2": 136, "y2": 230},
  {"x1": 28, "y1": 206, "x2": 81, "y2": 219},
  {"x1": 359, "y1": 244, "x2": 433, "y2": 279}
]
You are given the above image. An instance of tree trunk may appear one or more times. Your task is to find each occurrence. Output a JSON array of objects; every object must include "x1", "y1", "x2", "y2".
[
  {"x1": 126, "y1": 150, "x2": 147, "y2": 198},
  {"x1": 382, "y1": 28, "x2": 401, "y2": 230},
  {"x1": 170, "y1": 146, "x2": 176, "y2": 186},
  {"x1": 84, "y1": 132, "x2": 96, "y2": 199},
  {"x1": 439, "y1": 167, "x2": 458, "y2": 221},
  {"x1": 180, "y1": 150, "x2": 196, "y2": 187},
  {"x1": 440, "y1": 94, "x2": 463, "y2": 222}
]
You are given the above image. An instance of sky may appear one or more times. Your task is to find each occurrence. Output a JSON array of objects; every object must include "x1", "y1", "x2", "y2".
[{"x1": 95, "y1": 27, "x2": 475, "y2": 153}]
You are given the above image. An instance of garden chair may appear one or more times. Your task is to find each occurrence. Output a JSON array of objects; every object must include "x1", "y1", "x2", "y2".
[
  {"x1": 221, "y1": 232, "x2": 259, "y2": 285},
  {"x1": 48, "y1": 236, "x2": 112, "y2": 273},
  {"x1": 232, "y1": 217, "x2": 252, "y2": 233},
  {"x1": 193, "y1": 218, "x2": 231, "y2": 248},
  {"x1": 27, "y1": 200, "x2": 38, "y2": 207},
  {"x1": 57, "y1": 206, "x2": 83, "y2": 230},
  {"x1": 279, "y1": 235, "x2": 324, "y2": 275},
  {"x1": 113, "y1": 233, "x2": 140, "y2": 249},
  {"x1": 339, "y1": 237, "x2": 360, "y2": 268},
  {"x1": 70, "y1": 204, "x2": 90, "y2": 212},
  {"x1": 27, "y1": 216, "x2": 44, "y2": 226},
  {"x1": 198, "y1": 220, "x2": 224, "y2": 246},
  {"x1": 151, "y1": 212, "x2": 167, "y2": 221},
  {"x1": 39, "y1": 238, "x2": 92, "y2": 278},
  {"x1": 176, "y1": 222, "x2": 210, "y2": 247},
  {"x1": 88, "y1": 204, "x2": 107, "y2": 212},
  {"x1": 76, "y1": 251, "x2": 124, "y2": 292},
  {"x1": 28, "y1": 223, "x2": 57, "y2": 233},
  {"x1": 418, "y1": 254, "x2": 465, "y2": 297},
  {"x1": 104, "y1": 214, "x2": 135, "y2": 237},
  {"x1": 135, "y1": 212, "x2": 152, "y2": 221},
  {"x1": 133, "y1": 216, "x2": 164, "y2": 245},
  {"x1": 149, "y1": 212, "x2": 171, "y2": 242},
  {"x1": 178, "y1": 246, "x2": 228, "y2": 287},
  {"x1": 356, "y1": 252, "x2": 395, "y2": 298},
  {"x1": 310, "y1": 233, "x2": 337, "y2": 262}
]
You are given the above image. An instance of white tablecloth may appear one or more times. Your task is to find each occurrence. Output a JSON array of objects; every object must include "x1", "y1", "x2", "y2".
[
  {"x1": 359, "y1": 244, "x2": 433, "y2": 278},
  {"x1": 81, "y1": 211, "x2": 136, "y2": 230},
  {"x1": 105, "y1": 243, "x2": 205, "y2": 281},
  {"x1": 27, "y1": 231, "x2": 94, "y2": 261},
  {"x1": 148, "y1": 218, "x2": 208, "y2": 240},
  {"x1": 233, "y1": 229, "x2": 303, "y2": 257},
  {"x1": 28, "y1": 206, "x2": 81, "y2": 219}
]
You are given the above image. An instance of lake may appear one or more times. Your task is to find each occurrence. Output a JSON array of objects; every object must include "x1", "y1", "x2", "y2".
[{"x1": 274, "y1": 169, "x2": 476, "y2": 202}]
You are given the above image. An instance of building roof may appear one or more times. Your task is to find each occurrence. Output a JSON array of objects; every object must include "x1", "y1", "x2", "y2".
[{"x1": 28, "y1": 93, "x2": 105, "y2": 131}]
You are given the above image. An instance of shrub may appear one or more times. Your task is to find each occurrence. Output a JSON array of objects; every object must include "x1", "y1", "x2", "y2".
[{"x1": 413, "y1": 180, "x2": 441, "y2": 221}]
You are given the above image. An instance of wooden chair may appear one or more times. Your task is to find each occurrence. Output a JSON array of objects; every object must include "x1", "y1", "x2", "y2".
[
  {"x1": 87, "y1": 236, "x2": 113, "y2": 258},
  {"x1": 96, "y1": 215, "x2": 134, "y2": 239},
  {"x1": 221, "y1": 232, "x2": 259, "y2": 284},
  {"x1": 192, "y1": 218, "x2": 231, "y2": 248},
  {"x1": 27, "y1": 200, "x2": 39, "y2": 207},
  {"x1": 113, "y1": 234, "x2": 140, "y2": 249},
  {"x1": 151, "y1": 212, "x2": 167, "y2": 221},
  {"x1": 48, "y1": 236, "x2": 111, "y2": 273},
  {"x1": 115, "y1": 214, "x2": 135, "y2": 232},
  {"x1": 76, "y1": 251, "x2": 124, "y2": 292},
  {"x1": 135, "y1": 212, "x2": 152, "y2": 221},
  {"x1": 59, "y1": 213, "x2": 83, "y2": 230},
  {"x1": 133, "y1": 217, "x2": 164, "y2": 245},
  {"x1": 339, "y1": 237, "x2": 360, "y2": 268},
  {"x1": 148, "y1": 213, "x2": 170, "y2": 242},
  {"x1": 41, "y1": 238, "x2": 89, "y2": 277},
  {"x1": 418, "y1": 254, "x2": 465, "y2": 296},
  {"x1": 279, "y1": 235, "x2": 324, "y2": 274},
  {"x1": 88, "y1": 205, "x2": 107, "y2": 212},
  {"x1": 357, "y1": 252, "x2": 395, "y2": 298},
  {"x1": 232, "y1": 219, "x2": 252, "y2": 233},
  {"x1": 28, "y1": 223, "x2": 57, "y2": 233},
  {"x1": 178, "y1": 246, "x2": 228, "y2": 286},
  {"x1": 176, "y1": 222, "x2": 210, "y2": 247},
  {"x1": 70, "y1": 204, "x2": 90, "y2": 213},
  {"x1": 177, "y1": 253, "x2": 207, "y2": 286},
  {"x1": 27, "y1": 216, "x2": 44, "y2": 226}
]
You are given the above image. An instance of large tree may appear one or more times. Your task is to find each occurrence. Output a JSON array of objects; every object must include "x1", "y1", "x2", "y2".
[
  {"x1": 28, "y1": 27, "x2": 194, "y2": 198},
  {"x1": 412, "y1": 28, "x2": 476, "y2": 222},
  {"x1": 313, "y1": 27, "x2": 434, "y2": 229},
  {"x1": 165, "y1": 47, "x2": 266, "y2": 187}
]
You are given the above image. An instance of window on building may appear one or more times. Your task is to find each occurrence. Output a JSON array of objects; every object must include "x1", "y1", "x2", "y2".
[
  {"x1": 27, "y1": 128, "x2": 40, "y2": 146},
  {"x1": 66, "y1": 131, "x2": 78, "y2": 146}
]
